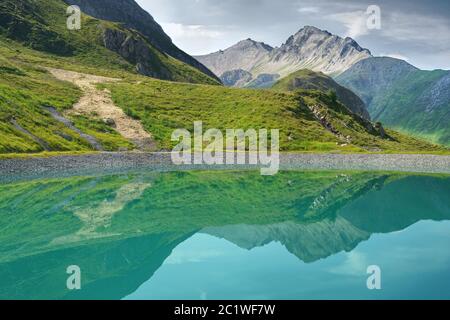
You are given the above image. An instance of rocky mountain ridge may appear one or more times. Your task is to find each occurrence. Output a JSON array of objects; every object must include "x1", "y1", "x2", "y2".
[{"x1": 196, "y1": 26, "x2": 372, "y2": 87}]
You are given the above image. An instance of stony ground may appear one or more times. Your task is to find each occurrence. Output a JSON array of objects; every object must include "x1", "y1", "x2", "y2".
[{"x1": 0, "y1": 153, "x2": 449, "y2": 183}]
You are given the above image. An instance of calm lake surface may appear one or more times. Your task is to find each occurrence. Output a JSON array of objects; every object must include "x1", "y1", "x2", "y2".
[{"x1": 0, "y1": 169, "x2": 449, "y2": 300}]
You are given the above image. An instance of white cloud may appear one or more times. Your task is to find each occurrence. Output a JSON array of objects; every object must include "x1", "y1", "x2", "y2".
[
  {"x1": 327, "y1": 251, "x2": 369, "y2": 276},
  {"x1": 160, "y1": 23, "x2": 235, "y2": 55},
  {"x1": 327, "y1": 10, "x2": 369, "y2": 38},
  {"x1": 298, "y1": 6, "x2": 320, "y2": 14},
  {"x1": 164, "y1": 248, "x2": 224, "y2": 265},
  {"x1": 162, "y1": 23, "x2": 223, "y2": 39},
  {"x1": 380, "y1": 53, "x2": 409, "y2": 62}
]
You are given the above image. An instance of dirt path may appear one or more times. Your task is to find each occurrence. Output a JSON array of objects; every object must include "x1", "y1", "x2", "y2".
[{"x1": 47, "y1": 68, "x2": 155, "y2": 151}]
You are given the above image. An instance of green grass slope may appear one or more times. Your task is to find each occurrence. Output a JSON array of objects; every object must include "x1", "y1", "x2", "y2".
[
  {"x1": 273, "y1": 69, "x2": 370, "y2": 120},
  {"x1": 105, "y1": 78, "x2": 445, "y2": 153},
  {"x1": 370, "y1": 70, "x2": 450, "y2": 146},
  {"x1": 336, "y1": 57, "x2": 450, "y2": 146},
  {"x1": 0, "y1": 0, "x2": 219, "y2": 85},
  {"x1": 0, "y1": 0, "x2": 216, "y2": 154},
  {"x1": 0, "y1": 55, "x2": 133, "y2": 152}
]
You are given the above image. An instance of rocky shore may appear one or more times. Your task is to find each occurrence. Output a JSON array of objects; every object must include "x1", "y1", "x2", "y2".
[{"x1": 0, "y1": 152, "x2": 449, "y2": 183}]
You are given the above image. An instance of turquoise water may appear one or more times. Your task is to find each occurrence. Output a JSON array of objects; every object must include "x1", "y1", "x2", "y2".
[{"x1": 0, "y1": 170, "x2": 449, "y2": 300}]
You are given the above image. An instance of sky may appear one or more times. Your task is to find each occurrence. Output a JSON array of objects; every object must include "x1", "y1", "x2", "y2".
[{"x1": 136, "y1": 0, "x2": 450, "y2": 70}]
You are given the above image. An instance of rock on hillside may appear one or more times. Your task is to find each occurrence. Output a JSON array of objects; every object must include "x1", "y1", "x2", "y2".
[
  {"x1": 220, "y1": 69, "x2": 253, "y2": 87},
  {"x1": 64, "y1": 0, "x2": 219, "y2": 81}
]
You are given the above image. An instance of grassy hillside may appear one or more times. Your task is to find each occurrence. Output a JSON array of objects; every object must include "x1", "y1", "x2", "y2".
[
  {"x1": 336, "y1": 57, "x2": 450, "y2": 146},
  {"x1": 0, "y1": 0, "x2": 219, "y2": 85},
  {"x1": 370, "y1": 70, "x2": 450, "y2": 146},
  {"x1": 0, "y1": 0, "x2": 217, "y2": 154},
  {"x1": 335, "y1": 57, "x2": 418, "y2": 107},
  {"x1": 105, "y1": 78, "x2": 445, "y2": 153},
  {"x1": 272, "y1": 69, "x2": 370, "y2": 120},
  {"x1": 64, "y1": 0, "x2": 220, "y2": 82},
  {"x1": 0, "y1": 54, "x2": 134, "y2": 153}
]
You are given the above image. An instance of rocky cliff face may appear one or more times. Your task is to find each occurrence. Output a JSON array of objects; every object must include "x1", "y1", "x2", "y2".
[
  {"x1": 268, "y1": 26, "x2": 372, "y2": 77},
  {"x1": 64, "y1": 0, "x2": 219, "y2": 81},
  {"x1": 102, "y1": 28, "x2": 171, "y2": 79},
  {"x1": 196, "y1": 26, "x2": 372, "y2": 87},
  {"x1": 220, "y1": 69, "x2": 253, "y2": 87}
]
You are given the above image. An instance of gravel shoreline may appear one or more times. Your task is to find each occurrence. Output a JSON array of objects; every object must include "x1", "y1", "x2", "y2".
[{"x1": 0, "y1": 152, "x2": 449, "y2": 183}]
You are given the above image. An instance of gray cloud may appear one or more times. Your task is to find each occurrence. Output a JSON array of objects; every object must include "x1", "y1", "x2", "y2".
[{"x1": 137, "y1": 0, "x2": 450, "y2": 70}]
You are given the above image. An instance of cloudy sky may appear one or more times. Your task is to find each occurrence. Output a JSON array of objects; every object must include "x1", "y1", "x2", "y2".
[{"x1": 136, "y1": 0, "x2": 450, "y2": 70}]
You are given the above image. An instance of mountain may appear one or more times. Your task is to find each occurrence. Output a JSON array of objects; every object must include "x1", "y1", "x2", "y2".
[
  {"x1": 270, "y1": 26, "x2": 371, "y2": 76},
  {"x1": 196, "y1": 26, "x2": 372, "y2": 87},
  {"x1": 335, "y1": 57, "x2": 418, "y2": 107},
  {"x1": 0, "y1": 1, "x2": 445, "y2": 155},
  {"x1": 204, "y1": 174, "x2": 450, "y2": 263},
  {"x1": 196, "y1": 38, "x2": 274, "y2": 82},
  {"x1": 220, "y1": 69, "x2": 280, "y2": 89},
  {"x1": 336, "y1": 57, "x2": 450, "y2": 146},
  {"x1": 272, "y1": 69, "x2": 370, "y2": 120},
  {"x1": 0, "y1": 0, "x2": 218, "y2": 84},
  {"x1": 204, "y1": 219, "x2": 370, "y2": 263},
  {"x1": 64, "y1": 0, "x2": 219, "y2": 82}
]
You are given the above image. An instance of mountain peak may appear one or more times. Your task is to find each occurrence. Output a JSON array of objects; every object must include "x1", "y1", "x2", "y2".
[
  {"x1": 233, "y1": 38, "x2": 274, "y2": 51},
  {"x1": 297, "y1": 25, "x2": 331, "y2": 35},
  {"x1": 286, "y1": 26, "x2": 370, "y2": 54},
  {"x1": 285, "y1": 26, "x2": 327, "y2": 46},
  {"x1": 286, "y1": 26, "x2": 333, "y2": 43},
  {"x1": 235, "y1": 38, "x2": 259, "y2": 46},
  {"x1": 196, "y1": 25, "x2": 373, "y2": 83}
]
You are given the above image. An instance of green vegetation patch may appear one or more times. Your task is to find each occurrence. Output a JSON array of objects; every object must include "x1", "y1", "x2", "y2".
[
  {"x1": 105, "y1": 78, "x2": 446, "y2": 153},
  {"x1": 0, "y1": 56, "x2": 135, "y2": 153}
]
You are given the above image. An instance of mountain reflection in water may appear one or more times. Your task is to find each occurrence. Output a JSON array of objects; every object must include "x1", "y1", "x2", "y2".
[{"x1": 0, "y1": 170, "x2": 449, "y2": 299}]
